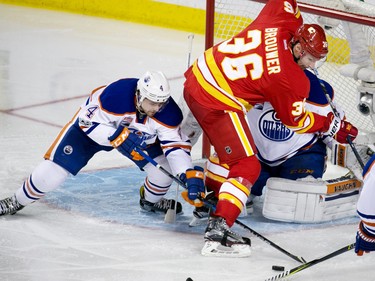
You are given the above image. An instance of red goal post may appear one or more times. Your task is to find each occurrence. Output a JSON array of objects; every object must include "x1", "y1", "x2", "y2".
[{"x1": 202, "y1": 0, "x2": 375, "y2": 158}]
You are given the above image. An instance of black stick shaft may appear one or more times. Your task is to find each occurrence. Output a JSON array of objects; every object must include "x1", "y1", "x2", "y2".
[
  {"x1": 346, "y1": 136, "x2": 365, "y2": 169},
  {"x1": 235, "y1": 219, "x2": 306, "y2": 263},
  {"x1": 202, "y1": 200, "x2": 305, "y2": 263},
  {"x1": 265, "y1": 243, "x2": 355, "y2": 281}
]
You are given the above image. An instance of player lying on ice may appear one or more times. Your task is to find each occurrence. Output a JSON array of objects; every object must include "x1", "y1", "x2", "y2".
[
  {"x1": 182, "y1": 0, "x2": 359, "y2": 257},
  {"x1": 192, "y1": 69, "x2": 366, "y2": 227},
  {"x1": 0, "y1": 71, "x2": 204, "y2": 218}
]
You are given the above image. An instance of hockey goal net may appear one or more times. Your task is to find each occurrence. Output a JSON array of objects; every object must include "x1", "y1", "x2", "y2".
[{"x1": 203, "y1": 0, "x2": 375, "y2": 157}]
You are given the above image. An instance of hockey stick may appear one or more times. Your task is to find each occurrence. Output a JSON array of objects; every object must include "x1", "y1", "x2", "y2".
[
  {"x1": 164, "y1": 182, "x2": 179, "y2": 224},
  {"x1": 135, "y1": 147, "x2": 185, "y2": 187},
  {"x1": 134, "y1": 148, "x2": 185, "y2": 223},
  {"x1": 201, "y1": 199, "x2": 306, "y2": 264},
  {"x1": 346, "y1": 136, "x2": 365, "y2": 169},
  {"x1": 313, "y1": 68, "x2": 365, "y2": 169},
  {"x1": 135, "y1": 148, "x2": 306, "y2": 263},
  {"x1": 313, "y1": 68, "x2": 340, "y2": 118},
  {"x1": 265, "y1": 242, "x2": 355, "y2": 281},
  {"x1": 187, "y1": 34, "x2": 194, "y2": 69},
  {"x1": 235, "y1": 219, "x2": 306, "y2": 263}
]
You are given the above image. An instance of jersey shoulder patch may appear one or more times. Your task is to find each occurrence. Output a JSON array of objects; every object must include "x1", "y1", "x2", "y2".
[
  {"x1": 153, "y1": 98, "x2": 183, "y2": 127},
  {"x1": 304, "y1": 70, "x2": 334, "y2": 105},
  {"x1": 99, "y1": 78, "x2": 138, "y2": 114}
]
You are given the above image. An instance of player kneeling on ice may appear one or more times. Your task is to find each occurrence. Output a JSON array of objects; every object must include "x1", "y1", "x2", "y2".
[
  {"x1": 355, "y1": 154, "x2": 375, "y2": 256},
  {"x1": 0, "y1": 71, "x2": 204, "y2": 217}
]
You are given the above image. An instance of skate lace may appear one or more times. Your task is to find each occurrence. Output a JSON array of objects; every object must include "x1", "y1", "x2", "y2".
[
  {"x1": 207, "y1": 218, "x2": 243, "y2": 241},
  {"x1": 153, "y1": 198, "x2": 172, "y2": 211},
  {"x1": 0, "y1": 196, "x2": 22, "y2": 215}
]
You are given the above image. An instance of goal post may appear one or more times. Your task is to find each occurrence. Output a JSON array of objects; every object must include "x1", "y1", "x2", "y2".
[{"x1": 203, "y1": 0, "x2": 375, "y2": 158}]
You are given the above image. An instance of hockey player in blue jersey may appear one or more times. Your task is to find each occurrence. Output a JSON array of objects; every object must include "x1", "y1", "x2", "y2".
[{"x1": 0, "y1": 71, "x2": 204, "y2": 216}]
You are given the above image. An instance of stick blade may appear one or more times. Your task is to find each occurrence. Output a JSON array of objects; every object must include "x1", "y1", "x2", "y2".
[{"x1": 164, "y1": 206, "x2": 176, "y2": 224}]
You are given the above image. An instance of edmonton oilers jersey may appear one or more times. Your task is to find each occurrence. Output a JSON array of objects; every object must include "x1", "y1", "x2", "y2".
[
  {"x1": 247, "y1": 70, "x2": 335, "y2": 166},
  {"x1": 247, "y1": 102, "x2": 317, "y2": 166}
]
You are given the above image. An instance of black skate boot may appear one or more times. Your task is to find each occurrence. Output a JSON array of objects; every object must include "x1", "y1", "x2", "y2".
[
  {"x1": 201, "y1": 216, "x2": 251, "y2": 257},
  {"x1": 139, "y1": 186, "x2": 182, "y2": 214},
  {"x1": 0, "y1": 195, "x2": 24, "y2": 216}
]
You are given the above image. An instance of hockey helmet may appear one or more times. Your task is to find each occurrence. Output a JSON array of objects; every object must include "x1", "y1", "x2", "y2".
[
  {"x1": 292, "y1": 24, "x2": 328, "y2": 59},
  {"x1": 137, "y1": 71, "x2": 171, "y2": 104}
]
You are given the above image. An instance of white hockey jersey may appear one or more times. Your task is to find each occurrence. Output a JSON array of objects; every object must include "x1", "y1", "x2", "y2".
[
  {"x1": 76, "y1": 78, "x2": 193, "y2": 176},
  {"x1": 358, "y1": 155, "x2": 375, "y2": 235},
  {"x1": 247, "y1": 70, "x2": 337, "y2": 166}
]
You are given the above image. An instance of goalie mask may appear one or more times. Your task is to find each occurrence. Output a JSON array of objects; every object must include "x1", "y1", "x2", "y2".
[
  {"x1": 291, "y1": 24, "x2": 329, "y2": 59},
  {"x1": 136, "y1": 71, "x2": 171, "y2": 108}
]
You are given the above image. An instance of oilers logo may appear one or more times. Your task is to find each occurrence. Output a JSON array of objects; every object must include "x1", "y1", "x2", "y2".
[
  {"x1": 259, "y1": 110, "x2": 293, "y2": 141},
  {"x1": 63, "y1": 145, "x2": 73, "y2": 155}
]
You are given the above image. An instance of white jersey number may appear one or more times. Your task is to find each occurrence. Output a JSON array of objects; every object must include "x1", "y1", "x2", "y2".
[{"x1": 218, "y1": 30, "x2": 264, "y2": 81}]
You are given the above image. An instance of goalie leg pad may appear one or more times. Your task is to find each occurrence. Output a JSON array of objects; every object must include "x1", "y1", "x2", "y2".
[{"x1": 262, "y1": 176, "x2": 362, "y2": 223}]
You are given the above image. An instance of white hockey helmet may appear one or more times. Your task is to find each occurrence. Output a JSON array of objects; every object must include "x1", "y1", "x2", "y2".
[{"x1": 137, "y1": 71, "x2": 171, "y2": 104}]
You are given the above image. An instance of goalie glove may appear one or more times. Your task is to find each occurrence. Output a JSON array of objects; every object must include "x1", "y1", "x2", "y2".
[
  {"x1": 180, "y1": 166, "x2": 205, "y2": 207},
  {"x1": 355, "y1": 221, "x2": 375, "y2": 256},
  {"x1": 331, "y1": 140, "x2": 373, "y2": 180},
  {"x1": 322, "y1": 112, "x2": 358, "y2": 144},
  {"x1": 108, "y1": 125, "x2": 146, "y2": 161}
]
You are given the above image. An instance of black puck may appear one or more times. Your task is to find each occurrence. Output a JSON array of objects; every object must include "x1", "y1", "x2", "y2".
[
  {"x1": 186, "y1": 278, "x2": 193, "y2": 281},
  {"x1": 272, "y1": 265, "x2": 285, "y2": 271}
]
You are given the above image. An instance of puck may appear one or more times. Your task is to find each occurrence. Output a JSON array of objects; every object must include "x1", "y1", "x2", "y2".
[
  {"x1": 186, "y1": 278, "x2": 193, "y2": 281},
  {"x1": 272, "y1": 265, "x2": 285, "y2": 271}
]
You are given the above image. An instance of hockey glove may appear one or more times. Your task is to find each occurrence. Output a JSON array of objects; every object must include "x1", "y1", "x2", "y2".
[
  {"x1": 180, "y1": 166, "x2": 205, "y2": 207},
  {"x1": 355, "y1": 221, "x2": 375, "y2": 256},
  {"x1": 108, "y1": 125, "x2": 146, "y2": 161},
  {"x1": 323, "y1": 112, "x2": 358, "y2": 144}
]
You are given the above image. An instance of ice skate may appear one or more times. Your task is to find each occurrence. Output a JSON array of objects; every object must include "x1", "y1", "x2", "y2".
[
  {"x1": 189, "y1": 205, "x2": 210, "y2": 227},
  {"x1": 139, "y1": 186, "x2": 182, "y2": 214},
  {"x1": 201, "y1": 216, "x2": 251, "y2": 257},
  {"x1": 0, "y1": 195, "x2": 24, "y2": 216}
]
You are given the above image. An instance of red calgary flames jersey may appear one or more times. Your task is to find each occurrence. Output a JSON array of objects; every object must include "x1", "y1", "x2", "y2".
[{"x1": 184, "y1": 0, "x2": 327, "y2": 134}]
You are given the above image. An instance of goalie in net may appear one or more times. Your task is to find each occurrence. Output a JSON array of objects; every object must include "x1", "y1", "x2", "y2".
[
  {"x1": 183, "y1": 0, "x2": 358, "y2": 257},
  {"x1": 200, "y1": 69, "x2": 368, "y2": 225}
]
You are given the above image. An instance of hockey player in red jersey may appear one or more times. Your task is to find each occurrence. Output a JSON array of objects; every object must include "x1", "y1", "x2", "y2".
[
  {"x1": 183, "y1": 0, "x2": 358, "y2": 257},
  {"x1": 0, "y1": 71, "x2": 204, "y2": 217},
  {"x1": 356, "y1": 154, "x2": 375, "y2": 256}
]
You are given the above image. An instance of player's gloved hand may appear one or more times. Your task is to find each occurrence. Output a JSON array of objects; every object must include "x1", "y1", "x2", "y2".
[
  {"x1": 180, "y1": 166, "x2": 205, "y2": 207},
  {"x1": 355, "y1": 221, "x2": 375, "y2": 256},
  {"x1": 323, "y1": 112, "x2": 358, "y2": 144},
  {"x1": 108, "y1": 125, "x2": 146, "y2": 161}
]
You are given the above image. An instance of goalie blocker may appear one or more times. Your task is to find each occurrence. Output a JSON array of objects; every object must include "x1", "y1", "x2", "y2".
[{"x1": 263, "y1": 175, "x2": 362, "y2": 223}]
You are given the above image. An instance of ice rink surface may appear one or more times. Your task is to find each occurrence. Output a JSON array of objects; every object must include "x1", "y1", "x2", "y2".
[{"x1": 0, "y1": 4, "x2": 374, "y2": 281}]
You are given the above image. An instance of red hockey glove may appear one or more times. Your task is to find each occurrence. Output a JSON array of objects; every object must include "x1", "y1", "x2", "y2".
[{"x1": 323, "y1": 112, "x2": 358, "y2": 144}]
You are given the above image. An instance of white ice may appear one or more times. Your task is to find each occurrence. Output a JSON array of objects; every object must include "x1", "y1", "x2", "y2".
[{"x1": 0, "y1": 4, "x2": 374, "y2": 281}]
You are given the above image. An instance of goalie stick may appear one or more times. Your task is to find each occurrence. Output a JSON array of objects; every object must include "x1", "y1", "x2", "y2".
[
  {"x1": 135, "y1": 147, "x2": 306, "y2": 263},
  {"x1": 265, "y1": 243, "x2": 355, "y2": 281},
  {"x1": 313, "y1": 68, "x2": 364, "y2": 169},
  {"x1": 346, "y1": 136, "x2": 365, "y2": 169},
  {"x1": 313, "y1": 68, "x2": 340, "y2": 118}
]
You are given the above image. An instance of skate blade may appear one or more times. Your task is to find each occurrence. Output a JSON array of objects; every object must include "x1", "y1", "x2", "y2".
[
  {"x1": 201, "y1": 241, "x2": 251, "y2": 257},
  {"x1": 189, "y1": 216, "x2": 208, "y2": 227}
]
